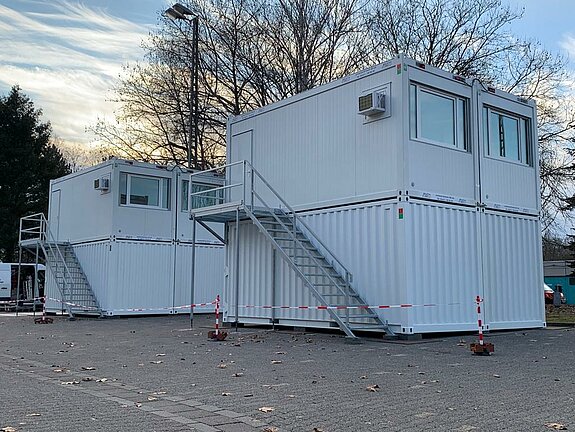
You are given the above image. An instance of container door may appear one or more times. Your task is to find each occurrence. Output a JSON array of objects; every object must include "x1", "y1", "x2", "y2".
[
  {"x1": 228, "y1": 130, "x2": 253, "y2": 205},
  {"x1": 475, "y1": 88, "x2": 543, "y2": 329},
  {"x1": 48, "y1": 189, "x2": 61, "y2": 239}
]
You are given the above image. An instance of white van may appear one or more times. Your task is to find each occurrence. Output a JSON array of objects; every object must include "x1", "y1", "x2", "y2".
[
  {"x1": 0, "y1": 263, "x2": 10, "y2": 300},
  {"x1": 0, "y1": 263, "x2": 45, "y2": 302}
]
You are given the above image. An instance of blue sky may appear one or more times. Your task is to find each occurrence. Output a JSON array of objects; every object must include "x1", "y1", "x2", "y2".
[{"x1": 0, "y1": 0, "x2": 574, "y2": 147}]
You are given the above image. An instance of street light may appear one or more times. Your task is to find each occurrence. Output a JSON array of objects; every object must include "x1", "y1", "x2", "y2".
[{"x1": 165, "y1": 3, "x2": 199, "y2": 170}]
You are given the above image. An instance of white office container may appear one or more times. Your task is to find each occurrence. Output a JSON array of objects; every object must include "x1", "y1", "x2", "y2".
[
  {"x1": 220, "y1": 56, "x2": 544, "y2": 334},
  {"x1": 45, "y1": 159, "x2": 224, "y2": 316}
]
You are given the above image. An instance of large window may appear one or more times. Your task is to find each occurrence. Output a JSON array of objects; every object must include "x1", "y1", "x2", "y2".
[
  {"x1": 191, "y1": 183, "x2": 223, "y2": 209},
  {"x1": 483, "y1": 107, "x2": 532, "y2": 165},
  {"x1": 410, "y1": 83, "x2": 468, "y2": 150},
  {"x1": 120, "y1": 173, "x2": 170, "y2": 209}
]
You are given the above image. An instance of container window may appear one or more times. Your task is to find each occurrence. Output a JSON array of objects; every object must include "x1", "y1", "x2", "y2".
[
  {"x1": 483, "y1": 106, "x2": 532, "y2": 166},
  {"x1": 191, "y1": 183, "x2": 223, "y2": 209},
  {"x1": 409, "y1": 83, "x2": 468, "y2": 150},
  {"x1": 181, "y1": 179, "x2": 189, "y2": 211},
  {"x1": 119, "y1": 173, "x2": 170, "y2": 209}
]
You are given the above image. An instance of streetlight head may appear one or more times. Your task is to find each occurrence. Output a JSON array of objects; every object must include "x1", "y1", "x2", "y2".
[
  {"x1": 172, "y1": 3, "x2": 195, "y2": 16},
  {"x1": 164, "y1": 7, "x2": 186, "y2": 20}
]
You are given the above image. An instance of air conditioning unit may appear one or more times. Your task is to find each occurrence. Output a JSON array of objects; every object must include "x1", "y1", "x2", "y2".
[
  {"x1": 358, "y1": 91, "x2": 386, "y2": 116},
  {"x1": 94, "y1": 177, "x2": 110, "y2": 191}
]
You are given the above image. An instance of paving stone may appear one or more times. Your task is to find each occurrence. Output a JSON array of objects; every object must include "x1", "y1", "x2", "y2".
[{"x1": 199, "y1": 415, "x2": 240, "y2": 426}]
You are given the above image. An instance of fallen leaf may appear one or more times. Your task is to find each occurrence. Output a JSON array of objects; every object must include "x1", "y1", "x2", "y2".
[
  {"x1": 493, "y1": 374, "x2": 500, "y2": 378},
  {"x1": 147, "y1": 396, "x2": 158, "y2": 401},
  {"x1": 151, "y1": 391, "x2": 167, "y2": 395},
  {"x1": 313, "y1": 428, "x2": 325, "y2": 432},
  {"x1": 156, "y1": 353, "x2": 166, "y2": 357},
  {"x1": 217, "y1": 363, "x2": 227, "y2": 369},
  {"x1": 81, "y1": 366, "x2": 95, "y2": 371},
  {"x1": 232, "y1": 373, "x2": 244, "y2": 377},
  {"x1": 82, "y1": 377, "x2": 93, "y2": 382},
  {"x1": 271, "y1": 360, "x2": 282, "y2": 364},
  {"x1": 150, "y1": 361, "x2": 163, "y2": 364},
  {"x1": 275, "y1": 351, "x2": 286, "y2": 355},
  {"x1": 545, "y1": 423, "x2": 567, "y2": 430},
  {"x1": 221, "y1": 392, "x2": 231, "y2": 396},
  {"x1": 244, "y1": 394, "x2": 253, "y2": 397},
  {"x1": 287, "y1": 394, "x2": 296, "y2": 398},
  {"x1": 366, "y1": 384, "x2": 380, "y2": 392},
  {"x1": 135, "y1": 403, "x2": 142, "y2": 408},
  {"x1": 1, "y1": 427, "x2": 17, "y2": 432},
  {"x1": 25, "y1": 414, "x2": 41, "y2": 417},
  {"x1": 360, "y1": 375, "x2": 367, "y2": 379},
  {"x1": 96, "y1": 378, "x2": 108, "y2": 383},
  {"x1": 258, "y1": 407, "x2": 274, "y2": 413},
  {"x1": 52, "y1": 369, "x2": 65, "y2": 373},
  {"x1": 61, "y1": 381, "x2": 80, "y2": 385},
  {"x1": 262, "y1": 427, "x2": 278, "y2": 432}
]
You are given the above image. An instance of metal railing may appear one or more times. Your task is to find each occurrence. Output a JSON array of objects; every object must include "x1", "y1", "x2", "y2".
[
  {"x1": 190, "y1": 160, "x2": 353, "y2": 285},
  {"x1": 19, "y1": 213, "x2": 75, "y2": 317}
]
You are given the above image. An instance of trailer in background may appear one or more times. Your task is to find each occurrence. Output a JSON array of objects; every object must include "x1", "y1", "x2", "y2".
[{"x1": 30, "y1": 158, "x2": 225, "y2": 317}]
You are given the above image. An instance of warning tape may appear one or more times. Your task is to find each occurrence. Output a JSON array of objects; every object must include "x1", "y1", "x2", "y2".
[
  {"x1": 237, "y1": 302, "x2": 461, "y2": 311},
  {"x1": 38, "y1": 297, "x2": 467, "y2": 314},
  {"x1": 42, "y1": 297, "x2": 216, "y2": 313}
]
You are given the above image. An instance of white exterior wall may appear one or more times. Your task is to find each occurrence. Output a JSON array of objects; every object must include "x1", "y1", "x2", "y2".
[
  {"x1": 46, "y1": 159, "x2": 224, "y2": 316},
  {"x1": 228, "y1": 61, "x2": 404, "y2": 209},
  {"x1": 222, "y1": 56, "x2": 543, "y2": 334},
  {"x1": 224, "y1": 199, "x2": 544, "y2": 333}
]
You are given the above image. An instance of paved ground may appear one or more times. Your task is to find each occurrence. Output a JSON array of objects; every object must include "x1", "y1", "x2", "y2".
[{"x1": 0, "y1": 314, "x2": 573, "y2": 431}]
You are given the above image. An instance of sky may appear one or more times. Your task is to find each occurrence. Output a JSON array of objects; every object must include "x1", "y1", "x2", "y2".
[{"x1": 0, "y1": 0, "x2": 574, "y2": 147}]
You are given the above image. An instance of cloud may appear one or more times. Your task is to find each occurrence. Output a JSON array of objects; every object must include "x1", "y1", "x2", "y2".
[{"x1": 0, "y1": 0, "x2": 153, "y2": 145}]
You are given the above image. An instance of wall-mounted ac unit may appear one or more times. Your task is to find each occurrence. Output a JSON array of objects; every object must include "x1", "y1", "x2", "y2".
[
  {"x1": 94, "y1": 177, "x2": 110, "y2": 191},
  {"x1": 358, "y1": 91, "x2": 386, "y2": 116}
]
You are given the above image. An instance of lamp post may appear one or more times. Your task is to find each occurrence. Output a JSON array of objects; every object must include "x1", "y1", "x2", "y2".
[{"x1": 165, "y1": 3, "x2": 199, "y2": 170}]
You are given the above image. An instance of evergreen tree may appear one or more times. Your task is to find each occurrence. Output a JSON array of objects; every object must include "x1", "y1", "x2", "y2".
[{"x1": 0, "y1": 86, "x2": 70, "y2": 262}]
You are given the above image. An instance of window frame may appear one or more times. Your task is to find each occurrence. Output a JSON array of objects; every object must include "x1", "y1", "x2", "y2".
[
  {"x1": 190, "y1": 182, "x2": 224, "y2": 210},
  {"x1": 409, "y1": 82, "x2": 469, "y2": 152},
  {"x1": 119, "y1": 172, "x2": 171, "y2": 210},
  {"x1": 482, "y1": 106, "x2": 532, "y2": 166},
  {"x1": 181, "y1": 179, "x2": 189, "y2": 212}
]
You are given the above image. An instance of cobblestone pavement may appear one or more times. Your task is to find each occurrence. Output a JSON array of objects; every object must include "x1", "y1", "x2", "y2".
[{"x1": 0, "y1": 314, "x2": 574, "y2": 431}]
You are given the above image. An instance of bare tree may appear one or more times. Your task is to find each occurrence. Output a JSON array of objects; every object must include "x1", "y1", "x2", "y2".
[
  {"x1": 92, "y1": 0, "x2": 575, "y2": 233},
  {"x1": 365, "y1": 0, "x2": 575, "y2": 232}
]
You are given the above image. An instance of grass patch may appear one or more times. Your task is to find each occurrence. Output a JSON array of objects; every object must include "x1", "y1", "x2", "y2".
[{"x1": 546, "y1": 305, "x2": 575, "y2": 324}]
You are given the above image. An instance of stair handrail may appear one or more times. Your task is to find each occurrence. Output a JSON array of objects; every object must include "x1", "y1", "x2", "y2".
[
  {"x1": 247, "y1": 161, "x2": 352, "y2": 283},
  {"x1": 19, "y1": 213, "x2": 75, "y2": 311},
  {"x1": 189, "y1": 160, "x2": 353, "y2": 283}
]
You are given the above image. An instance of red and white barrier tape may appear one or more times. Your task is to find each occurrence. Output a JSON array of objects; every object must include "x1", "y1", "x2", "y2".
[
  {"x1": 43, "y1": 297, "x2": 216, "y2": 313},
  {"x1": 236, "y1": 302, "x2": 460, "y2": 311}
]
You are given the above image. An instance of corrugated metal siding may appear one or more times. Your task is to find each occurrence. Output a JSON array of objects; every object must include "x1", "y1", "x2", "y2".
[
  {"x1": 108, "y1": 240, "x2": 175, "y2": 313},
  {"x1": 225, "y1": 222, "x2": 274, "y2": 322},
  {"x1": 173, "y1": 243, "x2": 224, "y2": 312},
  {"x1": 73, "y1": 240, "x2": 111, "y2": 310},
  {"x1": 224, "y1": 200, "x2": 544, "y2": 333},
  {"x1": 482, "y1": 212, "x2": 545, "y2": 329},
  {"x1": 225, "y1": 202, "x2": 407, "y2": 328},
  {"x1": 404, "y1": 202, "x2": 479, "y2": 332}
]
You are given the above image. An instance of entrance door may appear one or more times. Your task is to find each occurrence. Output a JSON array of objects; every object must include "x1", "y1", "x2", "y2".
[
  {"x1": 49, "y1": 189, "x2": 61, "y2": 239},
  {"x1": 229, "y1": 130, "x2": 253, "y2": 205}
]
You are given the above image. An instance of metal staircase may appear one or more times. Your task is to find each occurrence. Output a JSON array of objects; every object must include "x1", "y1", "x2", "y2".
[
  {"x1": 19, "y1": 213, "x2": 101, "y2": 318},
  {"x1": 189, "y1": 160, "x2": 392, "y2": 338}
]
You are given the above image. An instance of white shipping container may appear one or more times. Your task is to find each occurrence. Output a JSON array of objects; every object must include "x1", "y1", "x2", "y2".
[
  {"x1": 192, "y1": 55, "x2": 544, "y2": 335},
  {"x1": 45, "y1": 159, "x2": 224, "y2": 316}
]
